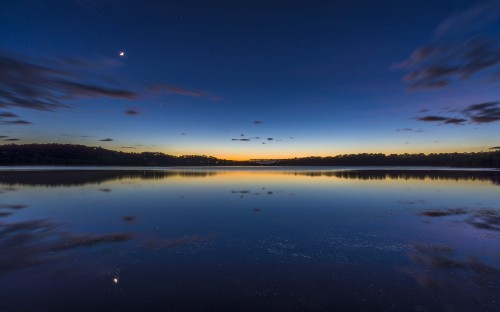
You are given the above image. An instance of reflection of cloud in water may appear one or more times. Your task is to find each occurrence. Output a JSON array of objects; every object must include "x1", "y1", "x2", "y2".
[
  {"x1": 0, "y1": 216, "x2": 214, "y2": 276},
  {"x1": 0, "y1": 219, "x2": 133, "y2": 274},
  {"x1": 420, "y1": 208, "x2": 500, "y2": 231},
  {"x1": 468, "y1": 209, "x2": 500, "y2": 231},
  {"x1": 420, "y1": 208, "x2": 468, "y2": 217},
  {"x1": 0, "y1": 203, "x2": 27, "y2": 218},
  {"x1": 142, "y1": 235, "x2": 210, "y2": 251},
  {"x1": 231, "y1": 189, "x2": 275, "y2": 198},
  {"x1": 402, "y1": 243, "x2": 500, "y2": 311},
  {"x1": 51, "y1": 232, "x2": 133, "y2": 251}
]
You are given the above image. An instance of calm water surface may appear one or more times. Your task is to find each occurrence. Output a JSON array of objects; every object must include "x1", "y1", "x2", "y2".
[{"x1": 0, "y1": 168, "x2": 499, "y2": 311}]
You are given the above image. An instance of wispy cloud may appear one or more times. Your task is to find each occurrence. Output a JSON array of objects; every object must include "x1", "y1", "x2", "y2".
[
  {"x1": 99, "y1": 138, "x2": 113, "y2": 142},
  {"x1": 395, "y1": 3, "x2": 500, "y2": 90},
  {"x1": 0, "y1": 50, "x2": 137, "y2": 112},
  {"x1": 463, "y1": 101, "x2": 500, "y2": 123},
  {"x1": 0, "y1": 112, "x2": 18, "y2": 118},
  {"x1": 0, "y1": 120, "x2": 32, "y2": 125},
  {"x1": 417, "y1": 115, "x2": 467, "y2": 125},
  {"x1": 416, "y1": 101, "x2": 500, "y2": 125},
  {"x1": 148, "y1": 83, "x2": 218, "y2": 99},
  {"x1": 396, "y1": 128, "x2": 424, "y2": 133},
  {"x1": 434, "y1": 2, "x2": 500, "y2": 38},
  {"x1": 398, "y1": 38, "x2": 500, "y2": 90}
]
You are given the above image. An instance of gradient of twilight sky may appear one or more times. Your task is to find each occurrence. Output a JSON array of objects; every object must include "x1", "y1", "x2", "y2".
[{"x1": 1, "y1": 0, "x2": 499, "y2": 160}]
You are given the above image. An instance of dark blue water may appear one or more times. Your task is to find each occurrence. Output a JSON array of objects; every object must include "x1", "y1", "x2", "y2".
[{"x1": 0, "y1": 168, "x2": 499, "y2": 311}]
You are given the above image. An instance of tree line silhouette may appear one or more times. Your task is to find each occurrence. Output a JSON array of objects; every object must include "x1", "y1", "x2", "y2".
[
  {"x1": 0, "y1": 144, "x2": 499, "y2": 168},
  {"x1": 275, "y1": 152, "x2": 500, "y2": 168}
]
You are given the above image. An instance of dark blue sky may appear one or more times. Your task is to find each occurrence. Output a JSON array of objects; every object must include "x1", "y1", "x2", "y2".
[{"x1": 1, "y1": 0, "x2": 499, "y2": 159}]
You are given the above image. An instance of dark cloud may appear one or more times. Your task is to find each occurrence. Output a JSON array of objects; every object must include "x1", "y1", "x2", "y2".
[
  {"x1": 490, "y1": 146, "x2": 500, "y2": 150},
  {"x1": 416, "y1": 115, "x2": 467, "y2": 125},
  {"x1": 0, "y1": 50, "x2": 137, "y2": 112},
  {"x1": 0, "y1": 136, "x2": 8, "y2": 138},
  {"x1": 444, "y1": 118, "x2": 467, "y2": 125},
  {"x1": 0, "y1": 112, "x2": 18, "y2": 118},
  {"x1": 121, "y1": 146, "x2": 136, "y2": 149},
  {"x1": 399, "y1": 38, "x2": 500, "y2": 90},
  {"x1": 417, "y1": 116, "x2": 448, "y2": 122},
  {"x1": 9, "y1": 120, "x2": 31, "y2": 125},
  {"x1": 99, "y1": 138, "x2": 113, "y2": 142},
  {"x1": 125, "y1": 108, "x2": 140, "y2": 115},
  {"x1": 0, "y1": 120, "x2": 32, "y2": 125},
  {"x1": 148, "y1": 83, "x2": 215, "y2": 99},
  {"x1": 232, "y1": 138, "x2": 250, "y2": 141},
  {"x1": 0, "y1": 204, "x2": 28, "y2": 209},
  {"x1": 122, "y1": 215, "x2": 137, "y2": 223},
  {"x1": 416, "y1": 101, "x2": 500, "y2": 125},
  {"x1": 396, "y1": 2, "x2": 500, "y2": 90},
  {"x1": 267, "y1": 138, "x2": 273, "y2": 141},
  {"x1": 463, "y1": 101, "x2": 500, "y2": 123},
  {"x1": 254, "y1": 120, "x2": 263, "y2": 124},
  {"x1": 3, "y1": 138, "x2": 20, "y2": 141}
]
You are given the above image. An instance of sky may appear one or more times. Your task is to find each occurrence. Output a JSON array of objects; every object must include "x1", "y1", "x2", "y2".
[{"x1": 0, "y1": 0, "x2": 499, "y2": 160}]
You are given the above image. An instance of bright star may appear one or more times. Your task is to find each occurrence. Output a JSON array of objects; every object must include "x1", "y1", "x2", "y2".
[{"x1": 119, "y1": 51, "x2": 125, "y2": 57}]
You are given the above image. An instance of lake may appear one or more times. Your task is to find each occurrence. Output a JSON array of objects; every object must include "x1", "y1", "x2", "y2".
[{"x1": 0, "y1": 167, "x2": 499, "y2": 311}]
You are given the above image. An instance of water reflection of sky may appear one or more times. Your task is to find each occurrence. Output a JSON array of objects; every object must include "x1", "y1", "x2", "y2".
[{"x1": 0, "y1": 168, "x2": 499, "y2": 311}]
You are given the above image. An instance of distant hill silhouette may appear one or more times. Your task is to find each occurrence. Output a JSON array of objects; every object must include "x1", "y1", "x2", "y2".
[
  {"x1": 0, "y1": 144, "x2": 247, "y2": 166},
  {"x1": 0, "y1": 144, "x2": 499, "y2": 168}
]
